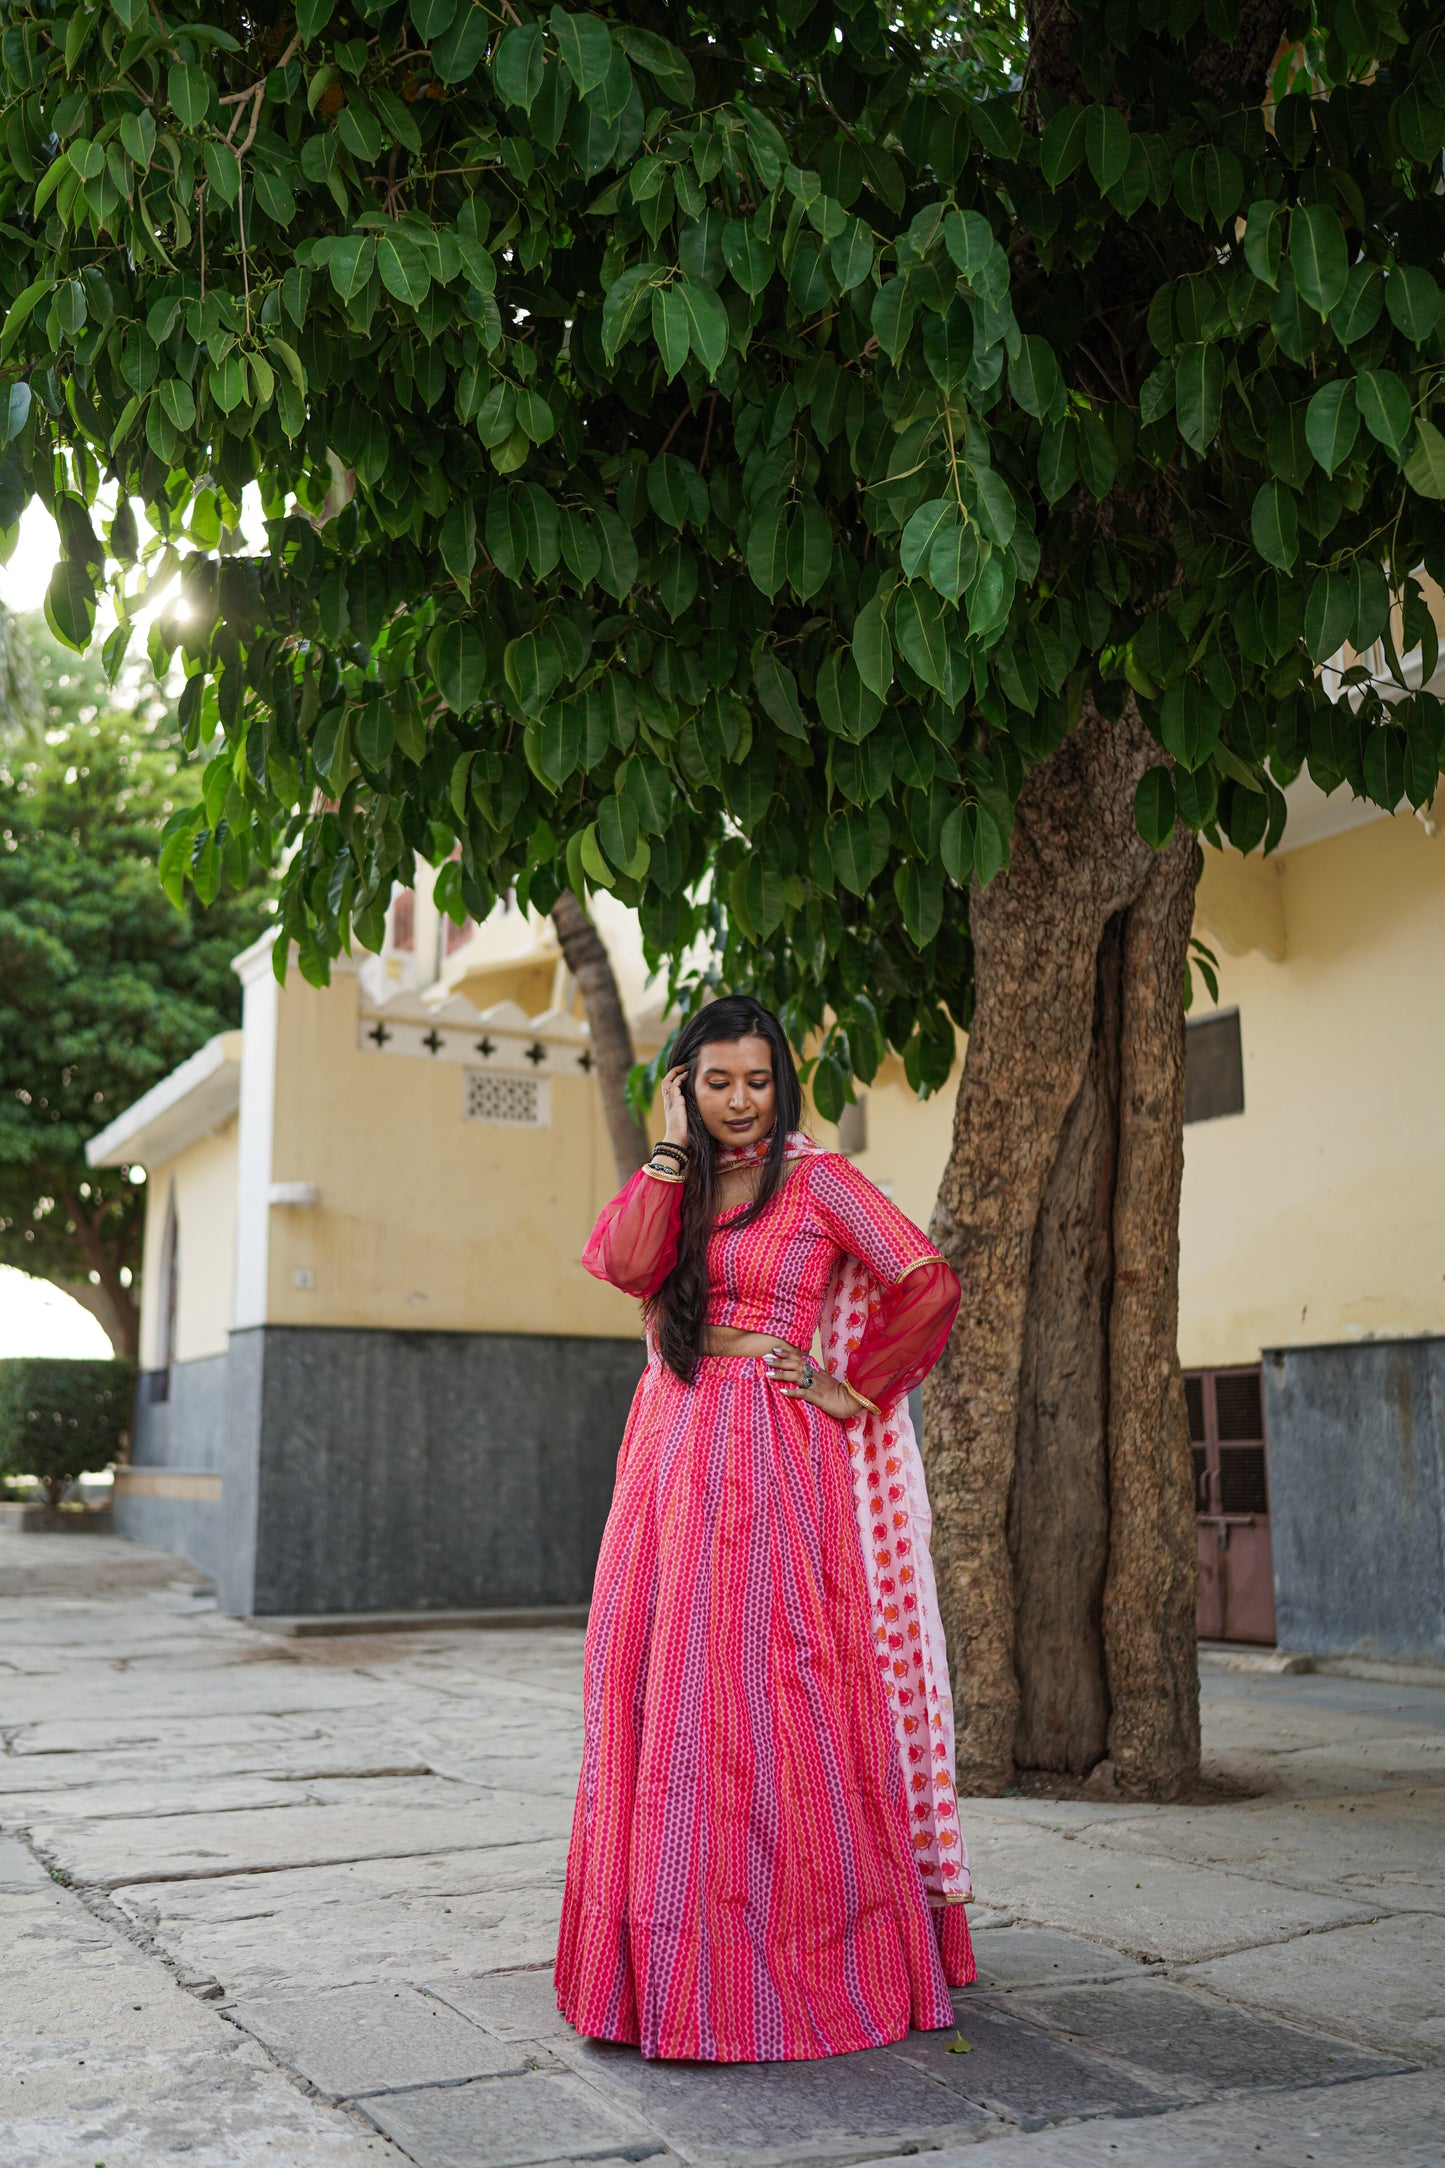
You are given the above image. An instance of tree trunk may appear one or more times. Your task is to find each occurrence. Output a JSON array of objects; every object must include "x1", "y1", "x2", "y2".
[
  {"x1": 57, "y1": 1192, "x2": 140, "y2": 1360},
  {"x1": 551, "y1": 889, "x2": 649, "y2": 1183},
  {"x1": 923, "y1": 703, "x2": 1200, "y2": 1799}
]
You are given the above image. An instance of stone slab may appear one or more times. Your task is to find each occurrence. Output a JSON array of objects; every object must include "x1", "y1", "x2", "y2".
[
  {"x1": 854, "y1": 2066, "x2": 1445, "y2": 2168},
  {"x1": 361, "y1": 2071, "x2": 665, "y2": 2167},
  {"x1": 1010, "y1": 1977, "x2": 1411, "y2": 2094},
  {"x1": 1180, "y1": 1912, "x2": 1445, "y2": 2063},
  {"x1": 430, "y1": 1967, "x2": 578, "y2": 2044},
  {"x1": 261, "y1": 1606, "x2": 591, "y2": 1635},
  {"x1": 29, "y1": 1786, "x2": 573, "y2": 1888},
  {"x1": 1085, "y1": 1789, "x2": 1445, "y2": 1914},
  {"x1": 561, "y1": 2036, "x2": 994, "y2": 2165},
  {"x1": 968, "y1": 1925, "x2": 1153, "y2": 1992},
  {"x1": 227, "y1": 1983, "x2": 529, "y2": 2097},
  {"x1": 889, "y1": 1999, "x2": 1177, "y2": 2127},
  {"x1": 0, "y1": 1834, "x2": 50, "y2": 1889},
  {"x1": 113, "y1": 1856, "x2": 566, "y2": 1998},
  {"x1": 962, "y1": 1817, "x2": 1381, "y2": 1961}
]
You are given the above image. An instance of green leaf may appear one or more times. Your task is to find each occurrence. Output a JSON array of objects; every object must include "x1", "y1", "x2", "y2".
[
  {"x1": 893, "y1": 859, "x2": 944, "y2": 948},
  {"x1": 733, "y1": 855, "x2": 786, "y2": 940},
  {"x1": 597, "y1": 788, "x2": 640, "y2": 871},
  {"x1": 747, "y1": 493, "x2": 788, "y2": 598},
  {"x1": 44, "y1": 557, "x2": 95, "y2": 651},
  {"x1": 1040, "y1": 106, "x2": 1088, "y2": 188},
  {"x1": 433, "y1": 619, "x2": 488, "y2": 709},
  {"x1": 930, "y1": 518, "x2": 979, "y2": 604},
  {"x1": 168, "y1": 62, "x2": 211, "y2": 129},
  {"x1": 829, "y1": 806, "x2": 890, "y2": 894},
  {"x1": 1305, "y1": 380, "x2": 1360, "y2": 475},
  {"x1": 592, "y1": 506, "x2": 638, "y2": 598},
  {"x1": 1403, "y1": 417, "x2": 1445, "y2": 499},
  {"x1": 817, "y1": 652, "x2": 884, "y2": 741},
  {"x1": 202, "y1": 138, "x2": 241, "y2": 204},
  {"x1": 559, "y1": 504, "x2": 601, "y2": 586},
  {"x1": 1385, "y1": 266, "x2": 1443, "y2": 345},
  {"x1": 871, "y1": 275, "x2": 916, "y2": 363},
  {"x1": 1250, "y1": 480, "x2": 1299, "y2": 571},
  {"x1": 901, "y1": 497, "x2": 955, "y2": 582},
  {"x1": 297, "y1": 0, "x2": 335, "y2": 39},
  {"x1": 894, "y1": 585, "x2": 949, "y2": 694},
  {"x1": 830, "y1": 218, "x2": 873, "y2": 292},
  {"x1": 1290, "y1": 204, "x2": 1348, "y2": 315},
  {"x1": 722, "y1": 221, "x2": 775, "y2": 296},
  {"x1": 677, "y1": 280, "x2": 727, "y2": 373},
  {"x1": 505, "y1": 627, "x2": 565, "y2": 715},
  {"x1": 1242, "y1": 199, "x2": 1281, "y2": 289},
  {"x1": 0, "y1": 380, "x2": 31, "y2": 446},
  {"x1": 974, "y1": 793, "x2": 1011, "y2": 885},
  {"x1": 552, "y1": 9, "x2": 613, "y2": 94},
  {"x1": 753, "y1": 649, "x2": 808, "y2": 739},
  {"x1": 1134, "y1": 766, "x2": 1177, "y2": 851},
  {"x1": 1355, "y1": 369, "x2": 1412, "y2": 455},
  {"x1": 651, "y1": 284, "x2": 690, "y2": 377},
  {"x1": 328, "y1": 234, "x2": 376, "y2": 303},
  {"x1": 970, "y1": 466, "x2": 1017, "y2": 547},
  {"x1": 377, "y1": 232, "x2": 431, "y2": 306},
  {"x1": 1175, "y1": 345, "x2": 1224, "y2": 453},
  {"x1": 1008, "y1": 335, "x2": 1062, "y2": 421},
  {"x1": 1303, "y1": 569, "x2": 1354, "y2": 663},
  {"x1": 601, "y1": 261, "x2": 663, "y2": 358},
  {"x1": 939, "y1": 802, "x2": 975, "y2": 884},
  {"x1": 786, "y1": 499, "x2": 832, "y2": 601},
  {"x1": 943, "y1": 207, "x2": 996, "y2": 279},
  {"x1": 1334, "y1": 263, "x2": 1383, "y2": 345},
  {"x1": 495, "y1": 22, "x2": 546, "y2": 107},
  {"x1": 1085, "y1": 103, "x2": 1130, "y2": 193},
  {"x1": 1158, "y1": 679, "x2": 1221, "y2": 770}
]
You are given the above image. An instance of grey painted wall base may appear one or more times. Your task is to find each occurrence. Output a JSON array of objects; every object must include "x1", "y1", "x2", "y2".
[
  {"x1": 122, "y1": 1327, "x2": 644, "y2": 1618},
  {"x1": 1264, "y1": 1337, "x2": 1445, "y2": 1665}
]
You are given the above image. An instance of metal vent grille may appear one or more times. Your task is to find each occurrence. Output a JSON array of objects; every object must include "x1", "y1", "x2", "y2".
[
  {"x1": 463, "y1": 1070, "x2": 549, "y2": 1127},
  {"x1": 1219, "y1": 1445, "x2": 1269, "y2": 1516},
  {"x1": 1215, "y1": 1369, "x2": 1264, "y2": 1441}
]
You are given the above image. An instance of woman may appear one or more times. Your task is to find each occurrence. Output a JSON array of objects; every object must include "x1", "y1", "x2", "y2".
[{"x1": 555, "y1": 996, "x2": 974, "y2": 2063}]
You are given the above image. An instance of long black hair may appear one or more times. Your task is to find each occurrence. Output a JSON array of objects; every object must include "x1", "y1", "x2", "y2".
[{"x1": 646, "y1": 995, "x2": 804, "y2": 1385}]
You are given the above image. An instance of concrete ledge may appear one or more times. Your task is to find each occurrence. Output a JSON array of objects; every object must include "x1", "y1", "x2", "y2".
[
  {"x1": 1198, "y1": 1644, "x2": 1315, "y2": 1676},
  {"x1": 0, "y1": 1501, "x2": 114, "y2": 1533},
  {"x1": 252, "y1": 1604, "x2": 591, "y2": 1637},
  {"x1": 1315, "y1": 1654, "x2": 1445, "y2": 1690},
  {"x1": 115, "y1": 1467, "x2": 222, "y2": 1503}
]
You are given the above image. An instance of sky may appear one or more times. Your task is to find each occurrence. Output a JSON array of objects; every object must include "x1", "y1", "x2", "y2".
[
  {"x1": 0, "y1": 496, "x2": 62, "y2": 615},
  {"x1": 3, "y1": 504, "x2": 118, "y2": 1357}
]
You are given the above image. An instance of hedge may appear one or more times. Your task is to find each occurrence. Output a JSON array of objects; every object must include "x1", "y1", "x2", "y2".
[{"x1": 0, "y1": 1359, "x2": 132, "y2": 1510}]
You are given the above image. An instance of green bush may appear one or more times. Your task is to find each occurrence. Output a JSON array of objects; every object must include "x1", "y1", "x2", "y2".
[{"x1": 0, "y1": 1359, "x2": 132, "y2": 1510}]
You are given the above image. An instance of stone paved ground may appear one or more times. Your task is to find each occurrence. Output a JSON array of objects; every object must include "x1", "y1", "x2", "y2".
[{"x1": 2, "y1": 1531, "x2": 1442, "y2": 2168}]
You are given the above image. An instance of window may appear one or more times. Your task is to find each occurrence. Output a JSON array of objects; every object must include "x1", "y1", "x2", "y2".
[
  {"x1": 1184, "y1": 1009, "x2": 1244, "y2": 1124},
  {"x1": 390, "y1": 890, "x2": 414, "y2": 952}
]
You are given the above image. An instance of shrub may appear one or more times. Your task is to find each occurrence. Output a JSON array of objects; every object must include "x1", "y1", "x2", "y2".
[{"x1": 0, "y1": 1359, "x2": 132, "y2": 1510}]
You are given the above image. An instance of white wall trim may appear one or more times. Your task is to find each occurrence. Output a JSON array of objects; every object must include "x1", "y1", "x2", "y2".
[{"x1": 233, "y1": 963, "x2": 278, "y2": 1331}]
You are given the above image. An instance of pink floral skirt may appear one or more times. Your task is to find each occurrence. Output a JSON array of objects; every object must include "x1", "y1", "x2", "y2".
[{"x1": 555, "y1": 1354, "x2": 974, "y2": 2063}]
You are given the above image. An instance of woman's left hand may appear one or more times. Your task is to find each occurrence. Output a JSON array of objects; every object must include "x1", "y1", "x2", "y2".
[{"x1": 764, "y1": 1344, "x2": 861, "y2": 1423}]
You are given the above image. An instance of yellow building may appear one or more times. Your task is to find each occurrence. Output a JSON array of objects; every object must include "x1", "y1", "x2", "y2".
[
  {"x1": 92, "y1": 776, "x2": 1445, "y2": 1657},
  {"x1": 86, "y1": 891, "x2": 669, "y2": 1616}
]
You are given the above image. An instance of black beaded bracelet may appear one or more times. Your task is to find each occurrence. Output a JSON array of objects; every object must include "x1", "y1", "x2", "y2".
[{"x1": 652, "y1": 1141, "x2": 690, "y2": 1163}]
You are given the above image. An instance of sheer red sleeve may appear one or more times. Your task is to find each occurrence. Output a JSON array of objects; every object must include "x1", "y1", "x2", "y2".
[
  {"x1": 806, "y1": 1154, "x2": 961, "y2": 1416},
  {"x1": 582, "y1": 1167, "x2": 683, "y2": 1299}
]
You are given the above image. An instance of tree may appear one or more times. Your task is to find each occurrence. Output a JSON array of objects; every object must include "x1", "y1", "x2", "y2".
[
  {"x1": 551, "y1": 889, "x2": 649, "y2": 1179},
  {"x1": 4, "y1": 0, "x2": 1444, "y2": 1792},
  {"x1": 0, "y1": 616, "x2": 268, "y2": 1355}
]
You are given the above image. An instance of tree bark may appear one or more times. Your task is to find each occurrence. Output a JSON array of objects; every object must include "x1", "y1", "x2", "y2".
[
  {"x1": 923, "y1": 703, "x2": 1199, "y2": 1798},
  {"x1": 58, "y1": 1191, "x2": 139, "y2": 1360},
  {"x1": 551, "y1": 889, "x2": 649, "y2": 1183}
]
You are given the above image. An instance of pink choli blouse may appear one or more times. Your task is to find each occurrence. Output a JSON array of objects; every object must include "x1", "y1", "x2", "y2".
[{"x1": 582, "y1": 1153, "x2": 960, "y2": 1418}]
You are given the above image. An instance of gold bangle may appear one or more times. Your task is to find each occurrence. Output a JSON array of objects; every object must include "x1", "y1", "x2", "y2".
[
  {"x1": 845, "y1": 1383, "x2": 883, "y2": 1417},
  {"x1": 895, "y1": 1254, "x2": 944, "y2": 1283},
  {"x1": 642, "y1": 1162, "x2": 685, "y2": 1184}
]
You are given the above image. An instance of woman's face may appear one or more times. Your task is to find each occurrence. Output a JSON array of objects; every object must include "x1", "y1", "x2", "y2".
[{"x1": 690, "y1": 1035, "x2": 777, "y2": 1148}]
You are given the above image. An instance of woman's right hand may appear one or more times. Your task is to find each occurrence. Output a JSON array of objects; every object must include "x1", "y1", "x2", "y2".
[{"x1": 659, "y1": 1064, "x2": 691, "y2": 1147}]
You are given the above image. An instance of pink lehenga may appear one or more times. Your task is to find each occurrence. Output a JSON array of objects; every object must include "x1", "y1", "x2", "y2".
[{"x1": 555, "y1": 1131, "x2": 974, "y2": 2063}]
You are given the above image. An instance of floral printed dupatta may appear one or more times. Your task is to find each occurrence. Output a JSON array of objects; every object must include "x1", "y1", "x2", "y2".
[{"x1": 720, "y1": 1130, "x2": 973, "y2": 1911}]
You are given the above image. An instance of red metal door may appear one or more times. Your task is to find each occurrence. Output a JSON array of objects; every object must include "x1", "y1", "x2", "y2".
[{"x1": 1187, "y1": 1366, "x2": 1276, "y2": 1646}]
